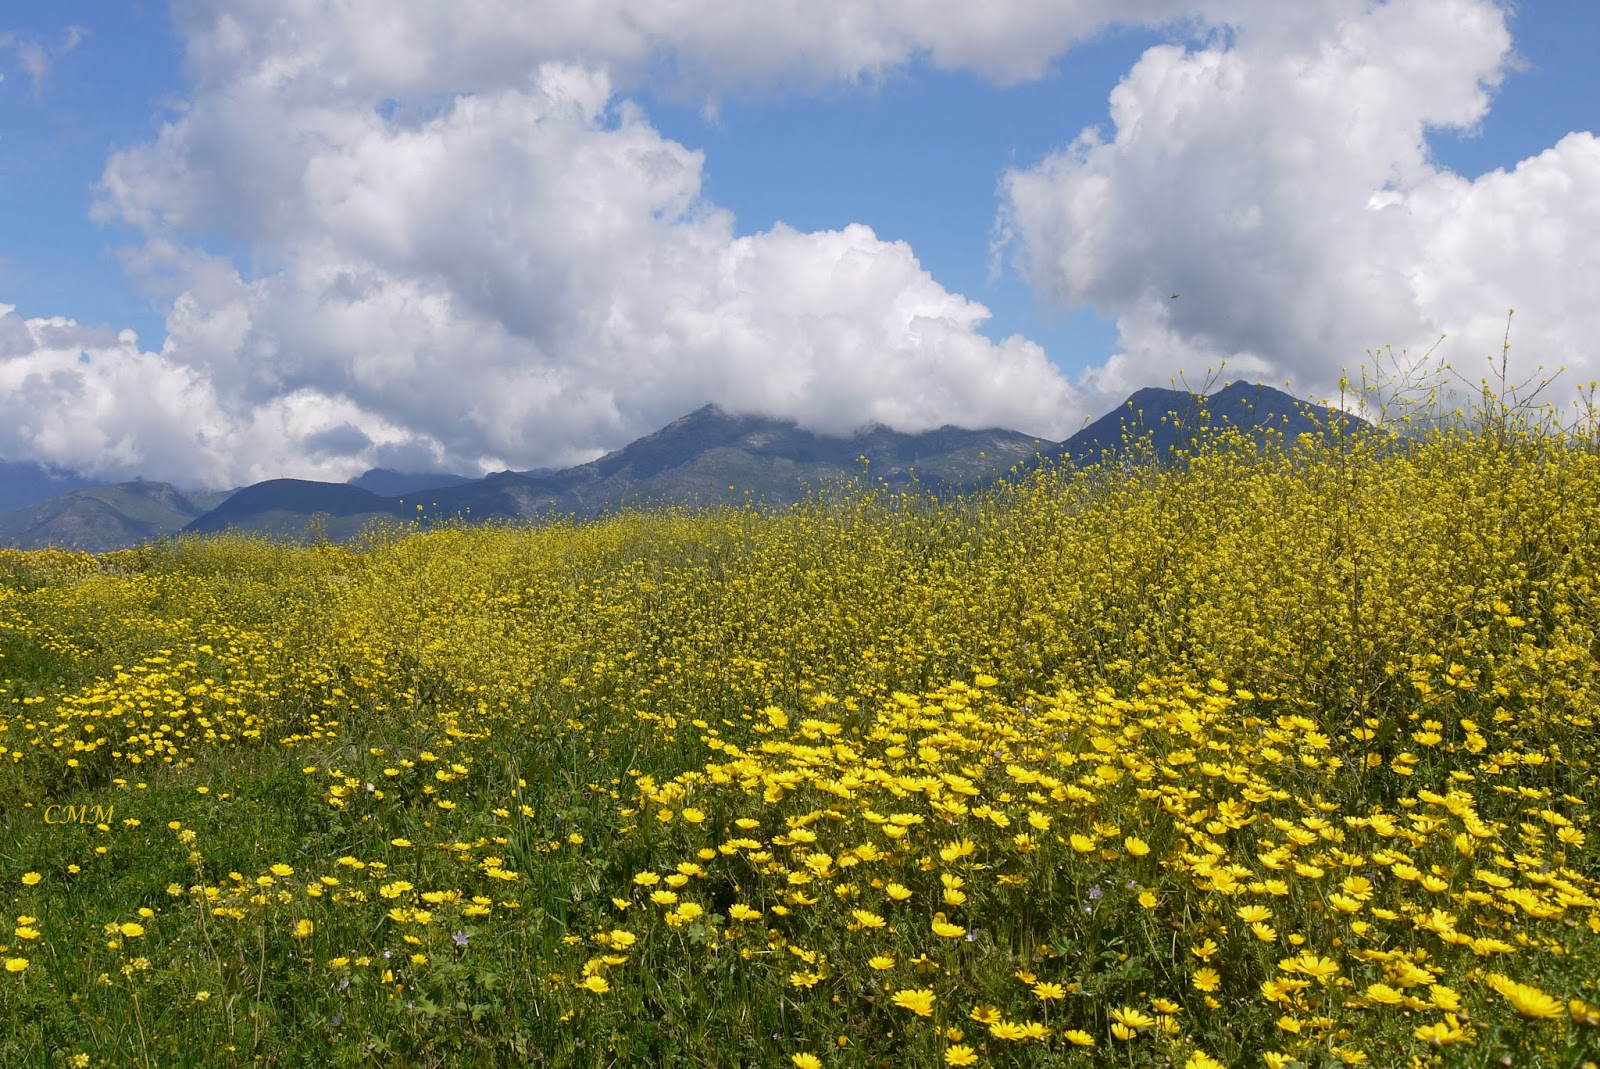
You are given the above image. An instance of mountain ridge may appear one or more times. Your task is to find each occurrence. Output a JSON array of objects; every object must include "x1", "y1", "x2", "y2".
[{"x1": 0, "y1": 383, "x2": 1363, "y2": 551}]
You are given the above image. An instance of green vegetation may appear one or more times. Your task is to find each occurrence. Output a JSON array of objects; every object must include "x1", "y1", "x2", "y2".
[{"x1": 1, "y1": 367, "x2": 1598, "y2": 1068}]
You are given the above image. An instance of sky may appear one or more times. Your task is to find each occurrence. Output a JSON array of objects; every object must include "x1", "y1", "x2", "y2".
[{"x1": 0, "y1": 0, "x2": 1596, "y2": 489}]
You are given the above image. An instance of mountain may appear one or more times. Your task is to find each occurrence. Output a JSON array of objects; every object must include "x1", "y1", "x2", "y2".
[
  {"x1": 184, "y1": 479, "x2": 408, "y2": 542},
  {"x1": 180, "y1": 405, "x2": 1050, "y2": 542},
  {"x1": 2, "y1": 383, "x2": 1370, "y2": 551},
  {"x1": 0, "y1": 460, "x2": 100, "y2": 511},
  {"x1": 348, "y1": 468, "x2": 475, "y2": 496},
  {"x1": 0, "y1": 481, "x2": 235, "y2": 553},
  {"x1": 1052, "y1": 380, "x2": 1363, "y2": 468}
]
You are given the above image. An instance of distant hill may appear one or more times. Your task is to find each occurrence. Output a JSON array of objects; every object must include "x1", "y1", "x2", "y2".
[
  {"x1": 0, "y1": 482, "x2": 235, "y2": 553},
  {"x1": 184, "y1": 479, "x2": 408, "y2": 542},
  {"x1": 2, "y1": 384, "x2": 1371, "y2": 551},
  {"x1": 0, "y1": 460, "x2": 100, "y2": 511},
  {"x1": 519, "y1": 402, "x2": 1046, "y2": 501},
  {"x1": 348, "y1": 468, "x2": 475, "y2": 496},
  {"x1": 1051, "y1": 380, "x2": 1364, "y2": 468},
  {"x1": 180, "y1": 405, "x2": 1050, "y2": 542}
]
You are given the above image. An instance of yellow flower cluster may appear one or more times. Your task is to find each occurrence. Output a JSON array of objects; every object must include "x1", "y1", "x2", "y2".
[{"x1": 2, "y1": 406, "x2": 1599, "y2": 1066}]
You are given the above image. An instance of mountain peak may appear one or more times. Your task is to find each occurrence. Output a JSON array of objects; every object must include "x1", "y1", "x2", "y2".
[
  {"x1": 348, "y1": 468, "x2": 474, "y2": 497},
  {"x1": 1052, "y1": 380, "x2": 1363, "y2": 468}
]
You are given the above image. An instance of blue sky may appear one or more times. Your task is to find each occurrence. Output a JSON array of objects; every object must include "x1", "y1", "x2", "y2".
[{"x1": 0, "y1": 1, "x2": 1597, "y2": 486}]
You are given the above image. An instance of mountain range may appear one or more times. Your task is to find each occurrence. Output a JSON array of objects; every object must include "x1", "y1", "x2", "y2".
[{"x1": 0, "y1": 382, "x2": 1359, "y2": 552}]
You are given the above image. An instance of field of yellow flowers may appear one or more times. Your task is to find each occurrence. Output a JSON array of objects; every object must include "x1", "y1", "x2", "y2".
[{"x1": 1, "y1": 398, "x2": 1598, "y2": 1067}]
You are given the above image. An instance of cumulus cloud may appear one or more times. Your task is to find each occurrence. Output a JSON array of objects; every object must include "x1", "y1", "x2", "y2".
[
  {"x1": 996, "y1": 0, "x2": 1600, "y2": 406},
  {"x1": 91, "y1": 54, "x2": 1083, "y2": 484},
  {"x1": 0, "y1": 303, "x2": 432, "y2": 486},
  {"x1": 8, "y1": 0, "x2": 1593, "y2": 486},
  {"x1": 166, "y1": 0, "x2": 1200, "y2": 102}
]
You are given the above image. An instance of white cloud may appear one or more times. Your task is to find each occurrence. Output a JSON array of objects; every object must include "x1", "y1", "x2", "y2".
[
  {"x1": 8, "y1": 0, "x2": 1593, "y2": 488},
  {"x1": 0, "y1": 24, "x2": 87, "y2": 99},
  {"x1": 89, "y1": 56, "x2": 1083, "y2": 484},
  {"x1": 997, "y1": 0, "x2": 1600, "y2": 407},
  {"x1": 0, "y1": 303, "x2": 434, "y2": 486},
  {"x1": 168, "y1": 0, "x2": 1201, "y2": 102}
]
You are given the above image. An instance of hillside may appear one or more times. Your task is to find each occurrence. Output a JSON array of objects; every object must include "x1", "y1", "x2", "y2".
[
  {"x1": 0, "y1": 481, "x2": 234, "y2": 552},
  {"x1": 1, "y1": 382, "x2": 1364, "y2": 549},
  {"x1": 1053, "y1": 380, "x2": 1362, "y2": 467},
  {"x1": 2, "y1": 406, "x2": 1595, "y2": 1067},
  {"x1": 183, "y1": 404, "x2": 1052, "y2": 541}
]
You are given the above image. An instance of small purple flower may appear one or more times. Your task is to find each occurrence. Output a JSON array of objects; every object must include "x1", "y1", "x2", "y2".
[
  {"x1": 330, "y1": 1014, "x2": 342, "y2": 1028},
  {"x1": 453, "y1": 929, "x2": 470, "y2": 948},
  {"x1": 1088, "y1": 885, "x2": 1103, "y2": 901}
]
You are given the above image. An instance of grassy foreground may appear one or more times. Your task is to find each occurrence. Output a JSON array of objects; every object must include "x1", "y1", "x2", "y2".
[{"x1": 1, "y1": 399, "x2": 1598, "y2": 1068}]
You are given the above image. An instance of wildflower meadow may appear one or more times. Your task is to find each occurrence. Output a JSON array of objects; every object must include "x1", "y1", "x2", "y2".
[{"x1": 2, "y1": 368, "x2": 1599, "y2": 1068}]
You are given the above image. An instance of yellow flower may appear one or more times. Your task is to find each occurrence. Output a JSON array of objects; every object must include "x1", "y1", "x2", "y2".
[
  {"x1": 20, "y1": 873, "x2": 41, "y2": 886},
  {"x1": 969, "y1": 1004, "x2": 1001, "y2": 1024},
  {"x1": 1340, "y1": 876, "x2": 1374, "y2": 901},
  {"x1": 1192, "y1": 968, "x2": 1221, "y2": 993},
  {"x1": 4, "y1": 958, "x2": 27, "y2": 973},
  {"x1": 869, "y1": 954, "x2": 896, "y2": 970},
  {"x1": 1327, "y1": 893, "x2": 1363, "y2": 914},
  {"x1": 944, "y1": 1044, "x2": 978, "y2": 1066},
  {"x1": 293, "y1": 919, "x2": 314, "y2": 938},
  {"x1": 1063, "y1": 1029, "x2": 1095, "y2": 1047},
  {"x1": 1111, "y1": 1007, "x2": 1155, "y2": 1030},
  {"x1": 891, "y1": 988, "x2": 937, "y2": 1017},
  {"x1": 1250, "y1": 922, "x2": 1277, "y2": 942},
  {"x1": 577, "y1": 975, "x2": 610, "y2": 994},
  {"x1": 1280, "y1": 951, "x2": 1339, "y2": 981},
  {"x1": 270, "y1": 863, "x2": 294, "y2": 877},
  {"x1": 1033, "y1": 981, "x2": 1066, "y2": 1000},
  {"x1": 931, "y1": 914, "x2": 966, "y2": 939},
  {"x1": 1364, "y1": 983, "x2": 1404, "y2": 1006},
  {"x1": 1187, "y1": 1053, "x2": 1226, "y2": 1069},
  {"x1": 938, "y1": 839, "x2": 975, "y2": 862},
  {"x1": 728, "y1": 903, "x2": 762, "y2": 921},
  {"x1": 885, "y1": 883, "x2": 912, "y2": 901},
  {"x1": 791, "y1": 1054, "x2": 822, "y2": 1069},
  {"x1": 1486, "y1": 974, "x2": 1564, "y2": 1019},
  {"x1": 989, "y1": 1021, "x2": 1028, "y2": 1041},
  {"x1": 681, "y1": 807, "x2": 706, "y2": 824},
  {"x1": 853, "y1": 909, "x2": 886, "y2": 928},
  {"x1": 1125, "y1": 836, "x2": 1151, "y2": 857},
  {"x1": 1415, "y1": 1016, "x2": 1469, "y2": 1046},
  {"x1": 119, "y1": 922, "x2": 145, "y2": 938},
  {"x1": 1236, "y1": 904, "x2": 1272, "y2": 924}
]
